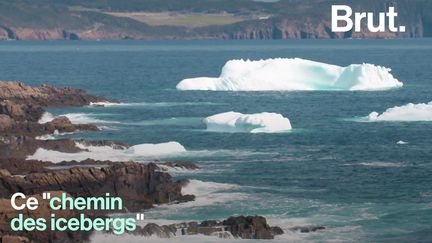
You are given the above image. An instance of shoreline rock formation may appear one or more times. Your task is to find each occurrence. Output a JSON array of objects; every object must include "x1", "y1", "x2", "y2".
[
  {"x1": 134, "y1": 215, "x2": 284, "y2": 239},
  {"x1": 0, "y1": 81, "x2": 108, "y2": 140},
  {"x1": 0, "y1": 162, "x2": 194, "y2": 212},
  {"x1": 0, "y1": 81, "x2": 291, "y2": 242}
]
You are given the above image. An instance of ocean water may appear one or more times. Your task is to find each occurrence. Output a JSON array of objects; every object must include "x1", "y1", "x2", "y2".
[{"x1": 1, "y1": 39, "x2": 431, "y2": 242}]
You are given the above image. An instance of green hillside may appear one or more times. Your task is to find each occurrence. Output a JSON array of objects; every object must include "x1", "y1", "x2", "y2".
[{"x1": 0, "y1": 0, "x2": 430, "y2": 40}]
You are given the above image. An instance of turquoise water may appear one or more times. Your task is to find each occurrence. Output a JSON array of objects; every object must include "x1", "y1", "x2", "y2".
[{"x1": 1, "y1": 40, "x2": 431, "y2": 242}]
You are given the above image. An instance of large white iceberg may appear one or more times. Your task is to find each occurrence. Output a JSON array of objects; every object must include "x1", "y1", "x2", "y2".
[
  {"x1": 204, "y1": 111, "x2": 292, "y2": 133},
  {"x1": 368, "y1": 101, "x2": 432, "y2": 121},
  {"x1": 176, "y1": 58, "x2": 403, "y2": 91}
]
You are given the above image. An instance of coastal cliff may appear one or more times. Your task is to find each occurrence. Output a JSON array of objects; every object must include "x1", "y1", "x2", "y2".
[{"x1": 0, "y1": 0, "x2": 431, "y2": 40}]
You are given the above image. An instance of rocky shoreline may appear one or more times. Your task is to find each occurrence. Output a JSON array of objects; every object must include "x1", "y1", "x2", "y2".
[{"x1": 0, "y1": 81, "x2": 304, "y2": 242}]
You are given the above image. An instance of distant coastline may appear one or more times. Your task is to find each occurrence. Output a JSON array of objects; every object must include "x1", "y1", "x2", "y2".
[{"x1": 0, "y1": 0, "x2": 430, "y2": 41}]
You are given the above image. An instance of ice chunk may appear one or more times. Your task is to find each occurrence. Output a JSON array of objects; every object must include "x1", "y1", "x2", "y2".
[
  {"x1": 125, "y1": 142, "x2": 186, "y2": 156},
  {"x1": 176, "y1": 58, "x2": 403, "y2": 91},
  {"x1": 368, "y1": 101, "x2": 432, "y2": 121},
  {"x1": 204, "y1": 111, "x2": 292, "y2": 133}
]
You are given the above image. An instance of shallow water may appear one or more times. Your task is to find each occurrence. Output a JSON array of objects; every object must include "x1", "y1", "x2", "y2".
[{"x1": 1, "y1": 39, "x2": 431, "y2": 242}]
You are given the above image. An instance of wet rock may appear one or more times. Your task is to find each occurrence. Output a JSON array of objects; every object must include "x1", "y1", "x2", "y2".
[
  {"x1": 222, "y1": 215, "x2": 278, "y2": 239},
  {"x1": 137, "y1": 215, "x2": 283, "y2": 240},
  {"x1": 200, "y1": 220, "x2": 220, "y2": 227},
  {"x1": 290, "y1": 225, "x2": 326, "y2": 233},
  {"x1": 271, "y1": 226, "x2": 284, "y2": 235},
  {"x1": 141, "y1": 223, "x2": 176, "y2": 238}
]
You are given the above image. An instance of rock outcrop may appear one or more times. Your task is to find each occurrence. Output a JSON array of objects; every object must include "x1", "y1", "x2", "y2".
[
  {"x1": 0, "y1": 162, "x2": 194, "y2": 212},
  {"x1": 0, "y1": 81, "x2": 109, "y2": 107},
  {"x1": 136, "y1": 215, "x2": 284, "y2": 239},
  {"x1": 0, "y1": 191, "x2": 91, "y2": 243},
  {"x1": 290, "y1": 225, "x2": 326, "y2": 233},
  {"x1": 0, "y1": 117, "x2": 98, "y2": 138},
  {"x1": 0, "y1": 80, "x2": 287, "y2": 242},
  {"x1": 0, "y1": 136, "x2": 84, "y2": 159},
  {"x1": 0, "y1": 81, "x2": 106, "y2": 140}
]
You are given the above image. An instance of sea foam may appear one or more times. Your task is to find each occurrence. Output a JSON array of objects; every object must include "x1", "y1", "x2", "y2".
[
  {"x1": 38, "y1": 112, "x2": 118, "y2": 125},
  {"x1": 204, "y1": 111, "x2": 292, "y2": 133},
  {"x1": 176, "y1": 58, "x2": 403, "y2": 91},
  {"x1": 368, "y1": 101, "x2": 432, "y2": 121},
  {"x1": 26, "y1": 141, "x2": 186, "y2": 163},
  {"x1": 38, "y1": 112, "x2": 55, "y2": 124}
]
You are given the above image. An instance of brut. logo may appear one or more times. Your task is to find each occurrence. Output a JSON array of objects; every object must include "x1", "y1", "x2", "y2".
[{"x1": 331, "y1": 5, "x2": 406, "y2": 33}]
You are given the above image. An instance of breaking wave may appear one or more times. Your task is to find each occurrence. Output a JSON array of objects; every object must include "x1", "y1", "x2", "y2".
[
  {"x1": 38, "y1": 112, "x2": 55, "y2": 124},
  {"x1": 38, "y1": 112, "x2": 119, "y2": 125},
  {"x1": 176, "y1": 58, "x2": 403, "y2": 91},
  {"x1": 26, "y1": 141, "x2": 187, "y2": 163},
  {"x1": 89, "y1": 101, "x2": 221, "y2": 108},
  {"x1": 179, "y1": 179, "x2": 246, "y2": 207}
]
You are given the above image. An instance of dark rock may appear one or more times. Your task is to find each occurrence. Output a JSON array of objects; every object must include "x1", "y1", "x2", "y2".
[
  {"x1": 0, "y1": 116, "x2": 98, "y2": 138},
  {"x1": 271, "y1": 226, "x2": 284, "y2": 235},
  {"x1": 0, "y1": 114, "x2": 15, "y2": 129},
  {"x1": 0, "y1": 100, "x2": 44, "y2": 122},
  {"x1": 200, "y1": 220, "x2": 220, "y2": 227},
  {"x1": 0, "y1": 158, "x2": 54, "y2": 174},
  {"x1": 172, "y1": 194, "x2": 196, "y2": 204},
  {"x1": 0, "y1": 136, "x2": 83, "y2": 159},
  {"x1": 0, "y1": 162, "x2": 192, "y2": 212},
  {"x1": 290, "y1": 225, "x2": 326, "y2": 233},
  {"x1": 136, "y1": 215, "x2": 283, "y2": 239},
  {"x1": 222, "y1": 215, "x2": 281, "y2": 239},
  {"x1": 0, "y1": 191, "x2": 91, "y2": 243},
  {"x1": 141, "y1": 223, "x2": 176, "y2": 238}
]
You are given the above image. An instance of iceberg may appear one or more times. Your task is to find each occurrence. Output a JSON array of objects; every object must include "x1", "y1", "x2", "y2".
[
  {"x1": 204, "y1": 111, "x2": 292, "y2": 133},
  {"x1": 176, "y1": 58, "x2": 403, "y2": 91},
  {"x1": 368, "y1": 101, "x2": 432, "y2": 121},
  {"x1": 397, "y1": 140, "x2": 408, "y2": 145}
]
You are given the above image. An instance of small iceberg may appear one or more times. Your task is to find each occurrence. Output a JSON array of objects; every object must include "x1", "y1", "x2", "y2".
[
  {"x1": 368, "y1": 101, "x2": 432, "y2": 121},
  {"x1": 397, "y1": 140, "x2": 408, "y2": 145},
  {"x1": 176, "y1": 58, "x2": 403, "y2": 91},
  {"x1": 204, "y1": 111, "x2": 292, "y2": 133}
]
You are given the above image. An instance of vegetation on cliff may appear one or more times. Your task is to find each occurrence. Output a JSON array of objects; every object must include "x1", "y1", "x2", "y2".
[{"x1": 0, "y1": 0, "x2": 431, "y2": 40}]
